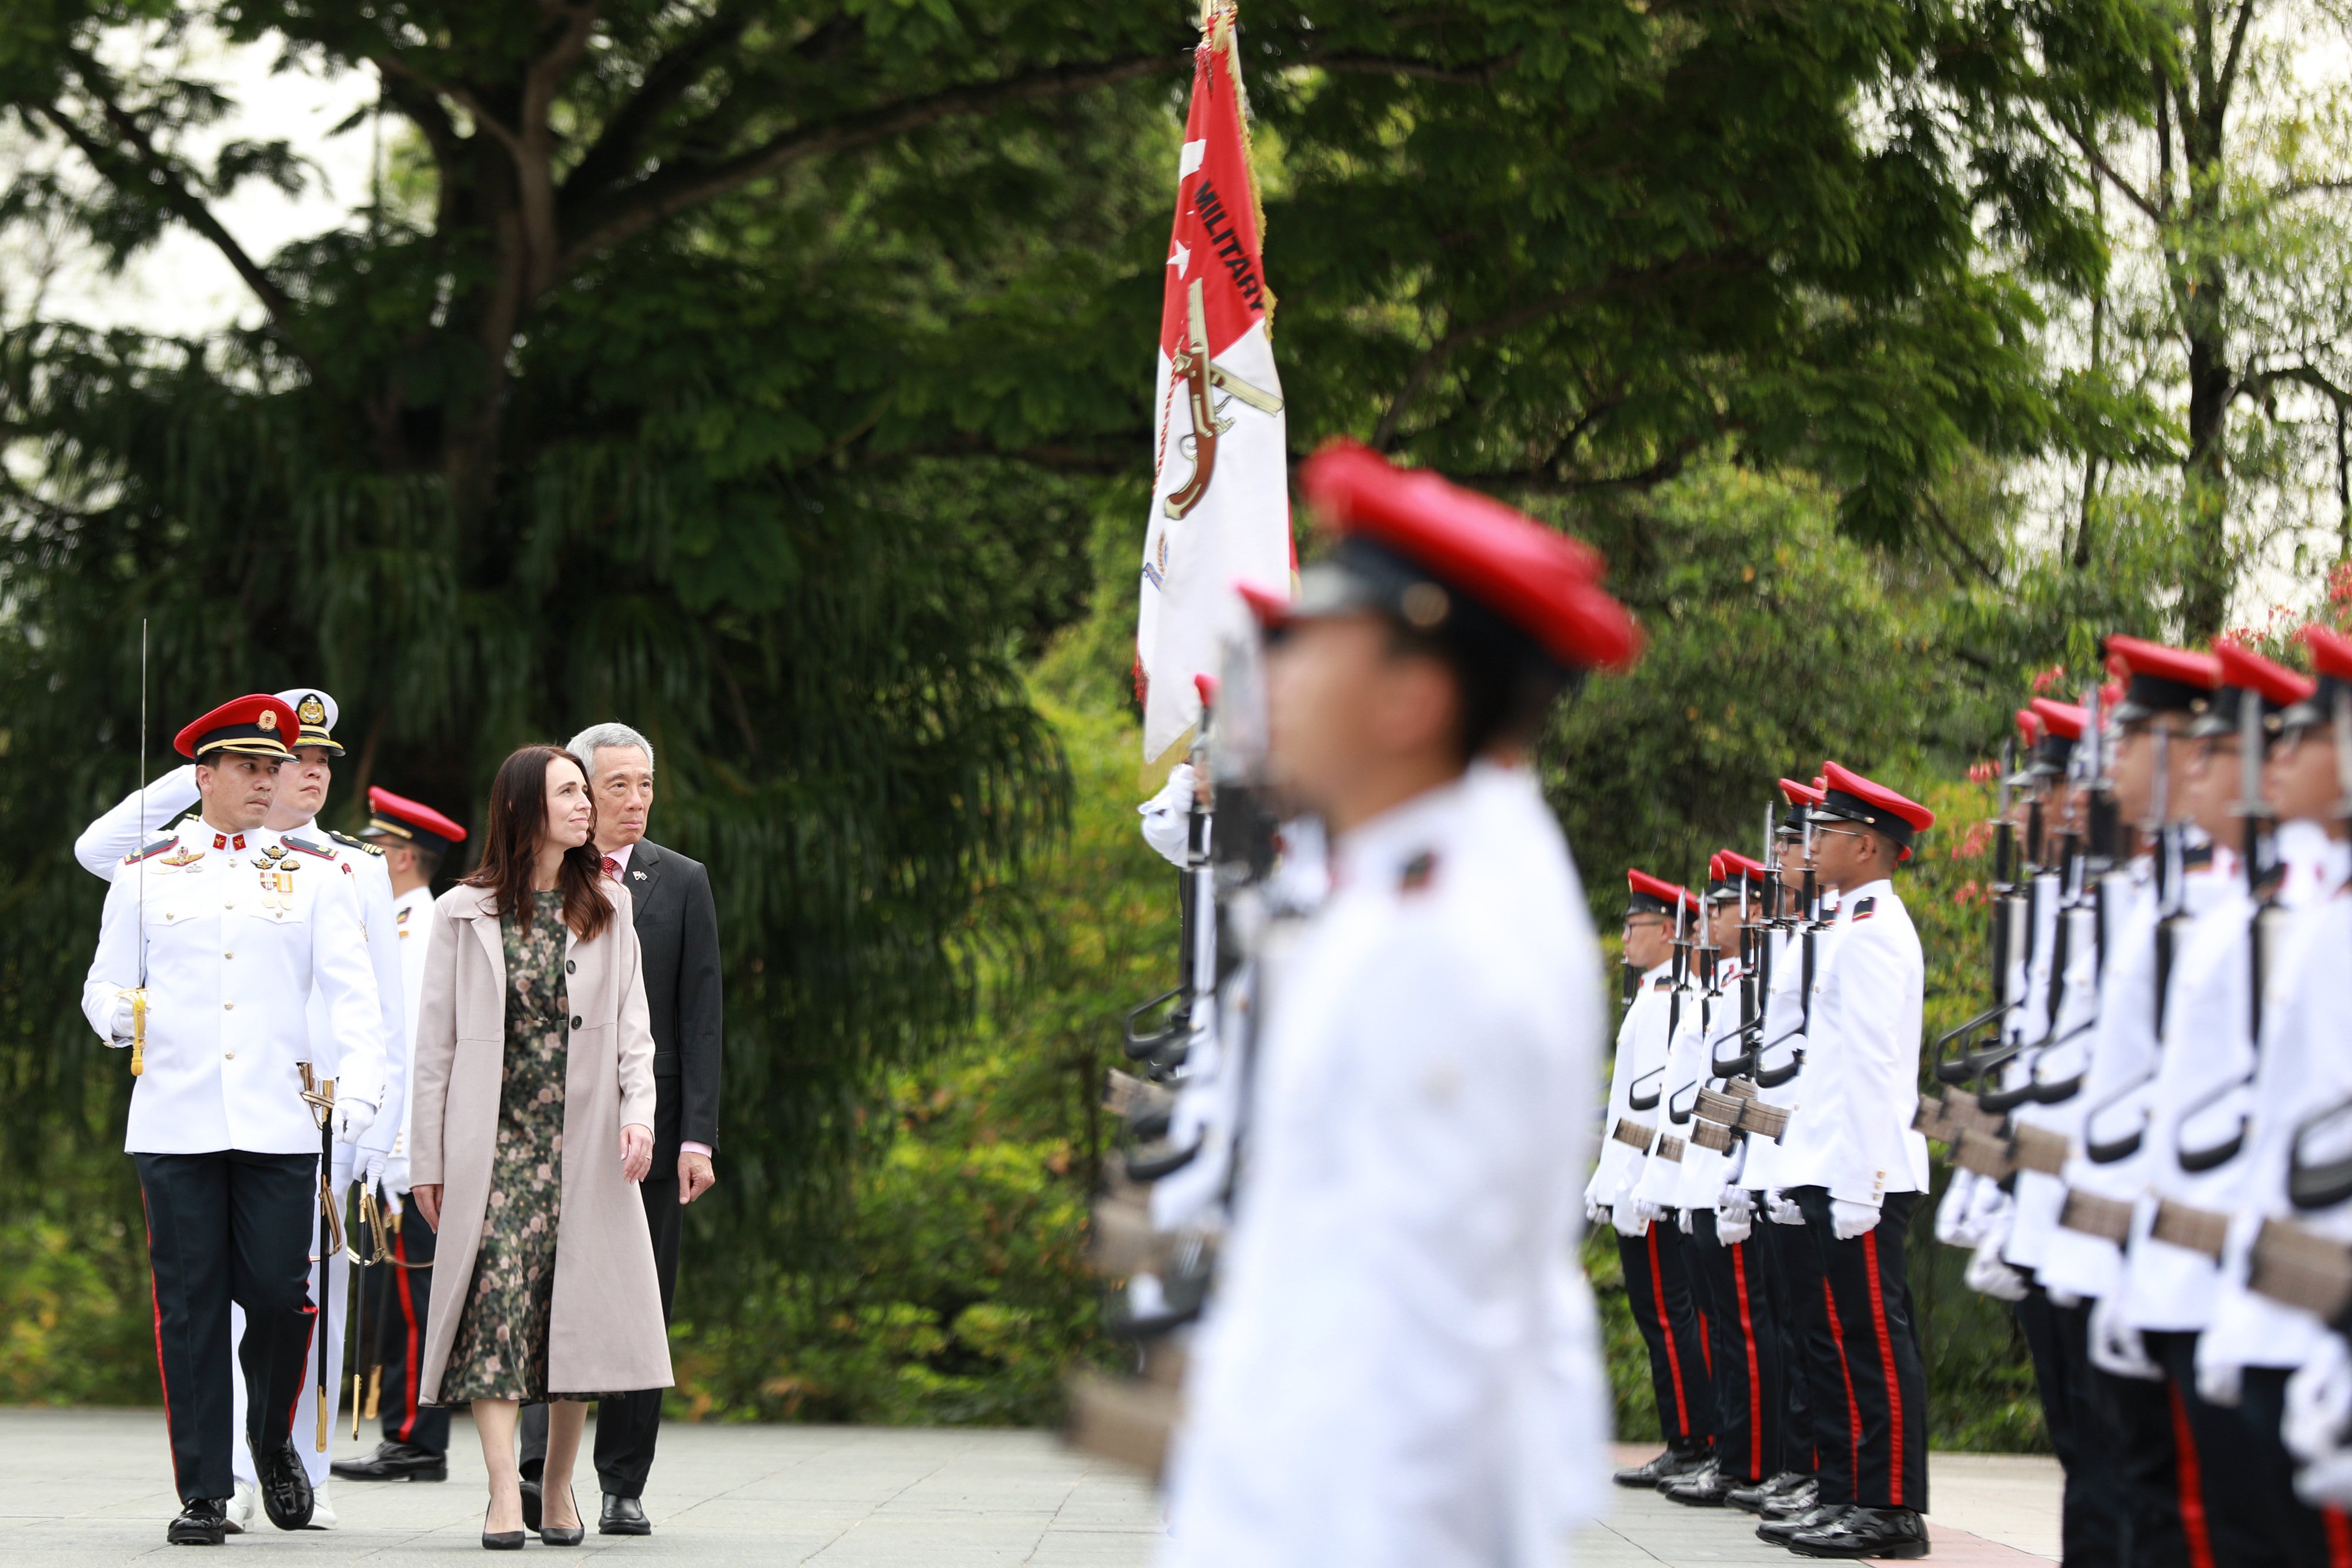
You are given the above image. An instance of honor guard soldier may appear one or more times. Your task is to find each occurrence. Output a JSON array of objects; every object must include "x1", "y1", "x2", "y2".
[
  {"x1": 1759, "y1": 761, "x2": 1935, "y2": 1559},
  {"x1": 1601, "y1": 870, "x2": 1719, "y2": 1487},
  {"x1": 1158, "y1": 439, "x2": 1639, "y2": 1567},
  {"x1": 74, "y1": 688, "x2": 407, "y2": 1527},
  {"x1": 336, "y1": 786, "x2": 468, "y2": 1485},
  {"x1": 1663, "y1": 851, "x2": 1787, "y2": 1508},
  {"x1": 79, "y1": 694, "x2": 386, "y2": 1544}
]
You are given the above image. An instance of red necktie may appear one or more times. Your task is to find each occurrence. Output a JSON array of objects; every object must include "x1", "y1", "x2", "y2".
[{"x1": 602, "y1": 856, "x2": 619, "y2": 880}]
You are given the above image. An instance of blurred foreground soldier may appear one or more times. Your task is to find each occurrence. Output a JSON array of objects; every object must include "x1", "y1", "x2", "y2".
[
  {"x1": 79, "y1": 695, "x2": 385, "y2": 1544},
  {"x1": 1160, "y1": 439, "x2": 1641, "y2": 1567},
  {"x1": 335, "y1": 787, "x2": 469, "y2": 1485},
  {"x1": 1759, "y1": 761, "x2": 1935, "y2": 1559},
  {"x1": 1601, "y1": 870, "x2": 1719, "y2": 1487}
]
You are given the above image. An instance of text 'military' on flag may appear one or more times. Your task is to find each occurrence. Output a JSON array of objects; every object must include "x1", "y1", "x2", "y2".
[{"x1": 1137, "y1": 3, "x2": 1290, "y2": 766}]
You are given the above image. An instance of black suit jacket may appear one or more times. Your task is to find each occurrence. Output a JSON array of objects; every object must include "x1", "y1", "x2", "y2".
[{"x1": 619, "y1": 839, "x2": 724, "y2": 1153}]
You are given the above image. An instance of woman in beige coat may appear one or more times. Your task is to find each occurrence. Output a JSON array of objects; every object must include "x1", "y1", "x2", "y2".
[{"x1": 410, "y1": 744, "x2": 672, "y2": 1547}]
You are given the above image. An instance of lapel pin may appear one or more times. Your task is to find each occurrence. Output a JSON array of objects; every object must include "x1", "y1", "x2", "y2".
[{"x1": 632, "y1": 870, "x2": 645, "y2": 880}]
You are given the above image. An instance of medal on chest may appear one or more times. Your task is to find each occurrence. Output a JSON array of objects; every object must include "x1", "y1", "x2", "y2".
[{"x1": 254, "y1": 843, "x2": 301, "y2": 909}]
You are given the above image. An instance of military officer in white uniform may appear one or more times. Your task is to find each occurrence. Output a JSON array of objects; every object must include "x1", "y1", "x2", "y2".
[
  {"x1": 1158, "y1": 438, "x2": 1640, "y2": 1568},
  {"x1": 1759, "y1": 760, "x2": 1935, "y2": 1559},
  {"x1": 336, "y1": 785, "x2": 469, "y2": 1484},
  {"x1": 75, "y1": 689, "x2": 405, "y2": 1527},
  {"x1": 1600, "y1": 871, "x2": 1719, "y2": 1487},
  {"x1": 81, "y1": 694, "x2": 385, "y2": 1545}
]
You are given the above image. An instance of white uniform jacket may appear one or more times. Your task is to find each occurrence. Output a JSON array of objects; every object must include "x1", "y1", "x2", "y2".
[
  {"x1": 81, "y1": 824, "x2": 384, "y2": 1154},
  {"x1": 1772, "y1": 879, "x2": 1929, "y2": 1205},
  {"x1": 1162, "y1": 765, "x2": 1607, "y2": 1568},
  {"x1": 2002, "y1": 889, "x2": 2104, "y2": 1272},
  {"x1": 1588, "y1": 960, "x2": 1673, "y2": 1212},
  {"x1": 76, "y1": 777, "x2": 407, "y2": 1157},
  {"x1": 2200, "y1": 843, "x2": 2352, "y2": 1384},
  {"x1": 1634, "y1": 958, "x2": 1743, "y2": 1212},
  {"x1": 387, "y1": 882, "x2": 435, "y2": 1176},
  {"x1": 1742, "y1": 924, "x2": 1805, "y2": 1193}
]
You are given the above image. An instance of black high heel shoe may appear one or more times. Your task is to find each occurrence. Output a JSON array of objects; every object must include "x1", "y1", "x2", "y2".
[
  {"x1": 540, "y1": 1485, "x2": 584, "y2": 1547},
  {"x1": 482, "y1": 1498, "x2": 526, "y2": 1551}
]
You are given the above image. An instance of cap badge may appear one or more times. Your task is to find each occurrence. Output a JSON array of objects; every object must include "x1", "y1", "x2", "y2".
[
  {"x1": 298, "y1": 696, "x2": 326, "y2": 727},
  {"x1": 257, "y1": 709, "x2": 278, "y2": 731},
  {"x1": 1399, "y1": 581, "x2": 1449, "y2": 629}
]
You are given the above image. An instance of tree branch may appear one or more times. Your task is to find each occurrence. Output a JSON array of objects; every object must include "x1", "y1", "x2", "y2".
[
  {"x1": 29, "y1": 94, "x2": 309, "y2": 362},
  {"x1": 2065, "y1": 123, "x2": 2162, "y2": 224},
  {"x1": 553, "y1": 52, "x2": 1178, "y2": 280},
  {"x1": 1300, "y1": 49, "x2": 1521, "y2": 86},
  {"x1": 558, "y1": 2, "x2": 762, "y2": 205},
  {"x1": 2219, "y1": 0, "x2": 2257, "y2": 104}
]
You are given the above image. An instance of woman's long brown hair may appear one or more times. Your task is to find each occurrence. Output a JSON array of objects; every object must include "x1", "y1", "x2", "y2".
[{"x1": 463, "y1": 745, "x2": 614, "y2": 942}]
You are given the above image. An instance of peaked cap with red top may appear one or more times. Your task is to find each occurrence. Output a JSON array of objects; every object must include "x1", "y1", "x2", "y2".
[
  {"x1": 2013, "y1": 696, "x2": 2087, "y2": 780},
  {"x1": 175, "y1": 694, "x2": 299, "y2": 761},
  {"x1": 2032, "y1": 698, "x2": 2086, "y2": 741},
  {"x1": 1707, "y1": 850, "x2": 1767, "y2": 901},
  {"x1": 2104, "y1": 634, "x2": 2220, "y2": 723},
  {"x1": 2284, "y1": 624, "x2": 2352, "y2": 729},
  {"x1": 1626, "y1": 869, "x2": 1697, "y2": 917},
  {"x1": 2192, "y1": 643, "x2": 2315, "y2": 741},
  {"x1": 360, "y1": 785, "x2": 469, "y2": 857},
  {"x1": 1811, "y1": 760, "x2": 1935, "y2": 860},
  {"x1": 2013, "y1": 707, "x2": 2041, "y2": 749},
  {"x1": 1287, "y1": 439, "x2": 1643, "y2": 672}
]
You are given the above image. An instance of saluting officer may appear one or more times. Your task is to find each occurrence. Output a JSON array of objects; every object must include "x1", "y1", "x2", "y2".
[
  {"x1": 1158, "y1": 439, "x2": 1640, "y2": 1567},
  {"x1": 1602, "y1": 871, "x2": 1719, "y2": 1488},
  {"x1": 335, "y1": 786, "x2": 469, "y2": 1485},
  {"x1": 75, "y1": 688, "x2": 406, "y2": 1528},
  {"x1": 80, "y1": 694, "x2": 385, "y2": 1545},
  {"x1": 1760, "y1": 761, "x2": 1935, "y2": 1559}
]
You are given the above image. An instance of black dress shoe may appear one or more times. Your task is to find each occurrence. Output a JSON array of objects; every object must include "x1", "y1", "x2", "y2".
[
  {"x1": 1612, "y1": 1440, "x2": 1713, "y2": 1488},
  {"x1": 256, "y1": 1439, "x2": 315, "y2": 1531},
  {"x1": 332, "y1": 1440, "x2": 449, "y2": 1483},
  {"x1": 1730, "y1": 1471, "x2": 1812, "y2": 1514},
  {"x1": 600, "y1": 1494, "x2": 652, "y2": 1536},
  {"x1": 520, "y1": 1476, "x2": 542, "y2": 1532},
  {"x1": 1788, "y1": 1505, "x2": 1931, "y2": 1559},
  {"x1": 1760, "y1": 1479, "x2": 1822, "y2": 1520},
  {"x1": 1759, "y1": 1502, "x2": 1849, "y2": 1544},
  {"x1": 1665, "y1": 1463, "x2": 1750, "y2": 1507},
  {"x1": 168, "y1": 1498, "x2": 229, "y2": 1546}
]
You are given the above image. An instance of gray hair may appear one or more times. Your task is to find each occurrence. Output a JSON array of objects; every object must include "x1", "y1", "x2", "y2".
[{"x1": 567, "y1": 722, "x2": 655, "y2": 781}]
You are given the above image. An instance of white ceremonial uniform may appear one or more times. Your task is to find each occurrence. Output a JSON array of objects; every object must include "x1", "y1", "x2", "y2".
[
  {"x1": 2198, "y1": 833, "x2": 2352, "y2": 1394},
  {"x1": 2002, "y1": 886, "x2": 2104, "y2": 1273},
  {"x1": 384, "y1": 881, "x2": 436, "y2": 1196},
  {"x1": 1588, "y1": 959, "x2": 1673, "y2": 1215},
  {"x1": 1632, "y1": 957, "x2": 1738, "y2": 1213},
  {"x1": 1162, "y1": 763, "x2": 1608, "y2": 1568},
  {"x1": 1772, "y1": 879, "x2": 1929, "y2": 1206},
  {"x1": 1742, "y1": 922, "x2": 1805, "y2": 1196},
  {"x1": 1678, "y1": 957, "x2": 1746, "y2": 1212},
  {"x1": 82, "y1": 823, "x2": 385, "y2": 1153},
  {"x1": 2038, "y1": 857, "x2": 2230, "y2": 1302}
]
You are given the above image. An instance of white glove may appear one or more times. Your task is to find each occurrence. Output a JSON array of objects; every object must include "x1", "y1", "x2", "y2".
[
  {"x1": 1586, "y1": 1196, "x2": 1611, "y2": 1228},
  {"x1": 1965, "y1": 1236, "x2": 2029, "y2": 1302},
  {"x1": 1832, "y1": 1198, "x2": 1882, "y2": 1241},
  {"x1": 1718, "y1": 1185, "x2": 1758, "y2": 1223},
  {"x1": 1614, "y1": 1199, "x2": 1665, "y2": 1238},
  {"x1": 109, "y1": 991, "x2": 141, "y2": 1044},
  {"x1": 2297, "y1": 1446, "x2": 2352, "y2": 1511},
  {"x1": 2089, "y1": 1292, "x2": 2161, "y2": 1380},
  {"x1": 353, "y1": 1145, "x2": 389, "y2": 1190},
  {"x1": 333, "y1": 1098, "x2": 377, "y2": 1146},
  {"x1": 1678, "y1": 1206, "x2": 1695, "y2": 1235},
  {"x1": 382, "y1": 1151, "x2": 412, "y2": 1199},
  {"x1": 1716, "y1": 1208, "x2": 1753, "y2": 1246},
  {"x1": 1138, "y1": 764, "x2": 1197, "y2": 867},
  {"x1": 1766, "y1": 1190, "x2": 1806, "y2": 1226},
  {"x1": 2287, "y1": 1336, "x2": 2352, "y2": 1464},
  {"x1": 1936, "y1": 1171, "x2": 1983, "y2": 1246}
]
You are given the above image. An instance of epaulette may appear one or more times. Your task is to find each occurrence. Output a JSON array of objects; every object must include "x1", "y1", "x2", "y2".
[
  {"x1": 282, "y1": 835, "x2": 339, "y2": 861},
  {"x1": 1850, "y1": 896, "x2": 1877, "y2": 921},
  {"x1": 328, "y1": 828, "x2": 384, "y2": 857},
  {"x1": 122, "y1": 835, "x2": 179, "y2": 867},
  {"x1": 1398, "y1": 850, "x2": 1439, "y2": 894}
]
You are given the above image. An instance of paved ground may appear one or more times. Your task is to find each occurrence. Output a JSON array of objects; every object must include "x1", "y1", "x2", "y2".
[{"x1": 0, "y1": 1409, "x2": 2060, "y2": 1564}]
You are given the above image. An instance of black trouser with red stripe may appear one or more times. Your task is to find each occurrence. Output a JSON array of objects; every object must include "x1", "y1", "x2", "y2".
[
  {"x1": 2144, "y1": 1331, "x2": 2301, "y2": 1568},
  {"x1": 2238, "y1": 1366, "x2": 2352, "y2": 1568},
  {"x1": 2013, "y1": 1285, "x2": 2125, "y2": 1568},
  {"x1": 2096, "y1": 1359, "x2": 2196, "y2": 1568},
  {"x1": 1790, "y1": 1186, "x2": 1928, "y2": 1511},
  {"x1": 1685, "y1": 1208, "x2": 1785, "y2": 1483},
  {"x1": 1618, "y1": 1219, "x2": 1718, "y2": 1446},
  {"x1": 370, "y1": 1200, "x2": 449, "y2": 1455},
  {"x1": 1753, "y1": 1211, "x2": 1823, "y2": 1477},
  {"x1": 134, "y1": 1150, "x2": 318, "y2": 1505}
]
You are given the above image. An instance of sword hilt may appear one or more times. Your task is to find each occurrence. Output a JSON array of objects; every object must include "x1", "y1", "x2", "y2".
[{"x1": 128, "y1": 989, "x2": 146, "y2": 1077}]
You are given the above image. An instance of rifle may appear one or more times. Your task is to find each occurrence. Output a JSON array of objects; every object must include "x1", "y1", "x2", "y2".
[
  {"x1": 1123, "y1": 703, "x2": 1217, "y2": 1079},
  {"x1": 1630, "y1": 888, "x2": 1689, "y2": 1112},
  {"x1": 1161, "y1": 279, "x2": 1285, "y2": 521},
  {"x1": 2030, "y1": 678, "x2": 2111, "y2": 1106},
  {"x1": 2284, "y1": 688, "x2": 2352, "y2": 1207},
  {"x1": 2084, "y1": 720, "x2": 2180, "y2": 1164}
]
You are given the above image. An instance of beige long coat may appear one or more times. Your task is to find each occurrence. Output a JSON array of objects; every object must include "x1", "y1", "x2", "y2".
[{"x1": 410, "y1": 879, "x2": 673, "y2": 1401}]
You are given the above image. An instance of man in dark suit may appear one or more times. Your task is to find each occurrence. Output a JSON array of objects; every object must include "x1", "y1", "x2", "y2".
[{"x1": 518, "y1": 722, "x2": 723, "y2": 1536}]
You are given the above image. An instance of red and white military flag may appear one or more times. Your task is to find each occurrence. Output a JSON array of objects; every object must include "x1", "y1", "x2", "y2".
[{"x1": 1137, "y1": 4, "x2": 1289, "y2": 765}]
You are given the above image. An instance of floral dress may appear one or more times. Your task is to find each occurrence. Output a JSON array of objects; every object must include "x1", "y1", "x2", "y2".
[{"x1": 438, "y1": 892, "x2": 583, "y2": 1403}]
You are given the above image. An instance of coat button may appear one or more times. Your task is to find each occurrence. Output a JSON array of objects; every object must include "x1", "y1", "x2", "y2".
[
  {"x1": 225, "y1": 1051, "x2": 235, "y2": 1060},
  {"x1": 571, "y1": 1016, "x2": 582, "y2": 1029},
  {"x1": 566, "y1": 960, "x2": 576, "y2": 974},
  {"x1": 223, "y1": 952, "x2": 233, "y2": 959},
  {"x1": 223, "y1": 1002, "x2": 234, "y2": 1011}
]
